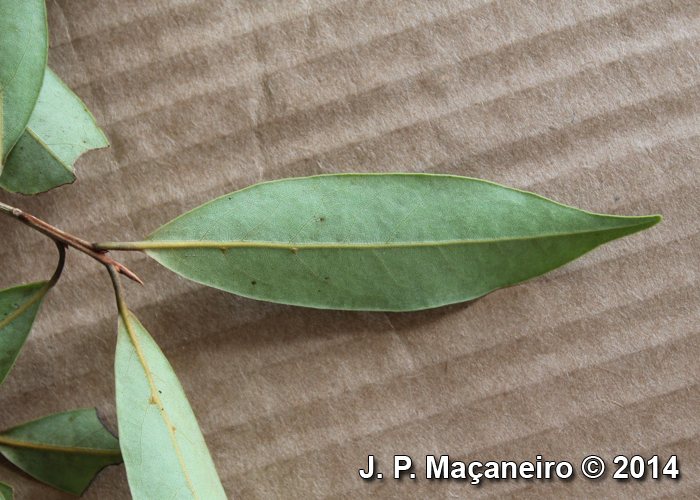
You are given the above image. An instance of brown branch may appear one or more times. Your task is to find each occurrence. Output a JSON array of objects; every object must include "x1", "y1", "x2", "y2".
[{"x1": 0, "y1": 202, "x2": 143, "y2": 284}]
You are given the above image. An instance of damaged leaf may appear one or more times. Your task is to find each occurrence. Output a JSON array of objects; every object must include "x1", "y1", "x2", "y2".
[{"x1": 0, "y1": 68, "x2": 109, "y2": 194}]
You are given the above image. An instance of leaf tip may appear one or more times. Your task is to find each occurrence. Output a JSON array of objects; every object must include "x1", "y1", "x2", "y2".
[{"x1": 639, "y1": 213, "x2": 662, "y2": 229}]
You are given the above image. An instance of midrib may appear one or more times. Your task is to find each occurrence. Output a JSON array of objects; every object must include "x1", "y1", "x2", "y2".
[
  {"x1": 97, "y1": 220, "x2": 659, "y2": 251},
  {"x1": 0, "y1": 435, "x2": 120, "y2": 455}
]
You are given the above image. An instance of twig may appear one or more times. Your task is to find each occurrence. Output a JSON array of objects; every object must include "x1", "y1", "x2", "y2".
[{"x1": 0, "y1": 201, "x2": 143, "y2": 284}]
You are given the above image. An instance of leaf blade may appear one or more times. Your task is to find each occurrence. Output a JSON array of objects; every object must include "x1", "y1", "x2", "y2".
[
  {"x1": 0, "y1": 482, "x2": 13, "y2": 500},
  {"x1": 115, "y1": 312, "x2": 226, "y2": 500},
  {"x1": 0, "y1": 68, "x2": 109, "y2": 194},
  {"x1": 139, "y1": 174, "x2": 660, "y2": 311},
  {"x1": 0, "y1": 282, "x2": 49, "y2": 386},
  {"x1": 0, "y1": 409, "x2": 122, "y2": 495},
  {"x1": 0, "y1": 0, "x2": 48, "y2": 166}
]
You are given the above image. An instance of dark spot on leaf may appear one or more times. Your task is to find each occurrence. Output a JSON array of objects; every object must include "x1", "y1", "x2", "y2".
[
  {"x1": 158, "y1": 390, "x2": 162, "y2": 394},
  {"x1": 324, "y1": 277, "x2": 329, "y2": 280},
  {"x1": 614, "y1": 196, "x2": 621, "y2": 201},
  {"x1": 251, "y1": 281, "x2": 257, "y2": 285},
  {"x1": 319, "y1": 217, "x2": 325, "y2": 222}
]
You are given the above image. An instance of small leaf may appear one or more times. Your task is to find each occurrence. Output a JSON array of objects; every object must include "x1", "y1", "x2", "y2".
[
  {"x1": 131, "y1": 174, "x2": 660, "y2": 311},
  {"x1": 0, "y1": 0, "x2": 48, "y2": 166},
  {"x1": 0, "y1": 282, "x2": 48, "y2": 387},
  {"x1": 116, "y1": 312, "x2": 226, "y2": 500},
  {"x1": 0, "y1": 482, "x2": 13, "y2": 500},
  {"x1": 0, "y1": 244, "x2": 62, "y2": 387},
  {"x1": 0, "y1": 68, "x2": 109, "y2": 194},
  {"x1": 0, "y1": 409, "x2": 122, "y2": 495}
]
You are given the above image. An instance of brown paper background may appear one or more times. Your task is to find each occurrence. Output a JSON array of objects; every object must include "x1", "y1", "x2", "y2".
[{"x1": 1, "y1": 0, "x2": 698, "y2": 498}]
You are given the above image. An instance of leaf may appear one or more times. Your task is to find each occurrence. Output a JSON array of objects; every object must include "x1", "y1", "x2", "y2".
[
  {"x1": 0, "y1": 0, "x2": 48, "y2": 166},
  {"x1": 0, "y1": 282, "x2": 49, "y2": 387},
  {"x1": 125, "y1": 174, "x2": 661, "y2": 311},
  {"x1": 0, "y1": 482, "x2": 13, "y2": 500},
  {"x1": 115, "y1": 312, "x2": 226, "y2": 500},
  {"x1": 0, "y1": 409, "x2": 122, "y2": 495},
  {"x1": 0, "y1": 68, "x2": 109, "y2": 194},
  {"x1": 0, "y1": 244, "x2": 63, "y2": 386}
]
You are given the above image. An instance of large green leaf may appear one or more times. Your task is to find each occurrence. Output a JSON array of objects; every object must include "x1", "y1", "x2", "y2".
[
  {"x1": 116, "y1": 312, "x2": 226, "y2": 500},
  {"x1": 0, "y1": 482, "x2": 13, "y2": 500},
  {"x1": 0, "y1": 68, "x2": 109, "y2": 194},
  {"x1": 0, "y1": 0, "x2": 48, "y2": 166},
  {"x1": 0, "y1": 282, "x2": 48, "y2": 387},
  {"x1": 110, "y1": 174, "x2": 660, "y2": 311},
  {"x1": 0, "y1": 409, "x2": 122, "y2": 495}
]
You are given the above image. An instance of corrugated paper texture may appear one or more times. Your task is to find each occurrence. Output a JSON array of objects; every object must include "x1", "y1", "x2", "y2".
[{"x1": 1, "y1": 0, "x2": 698, "y2": 498}]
